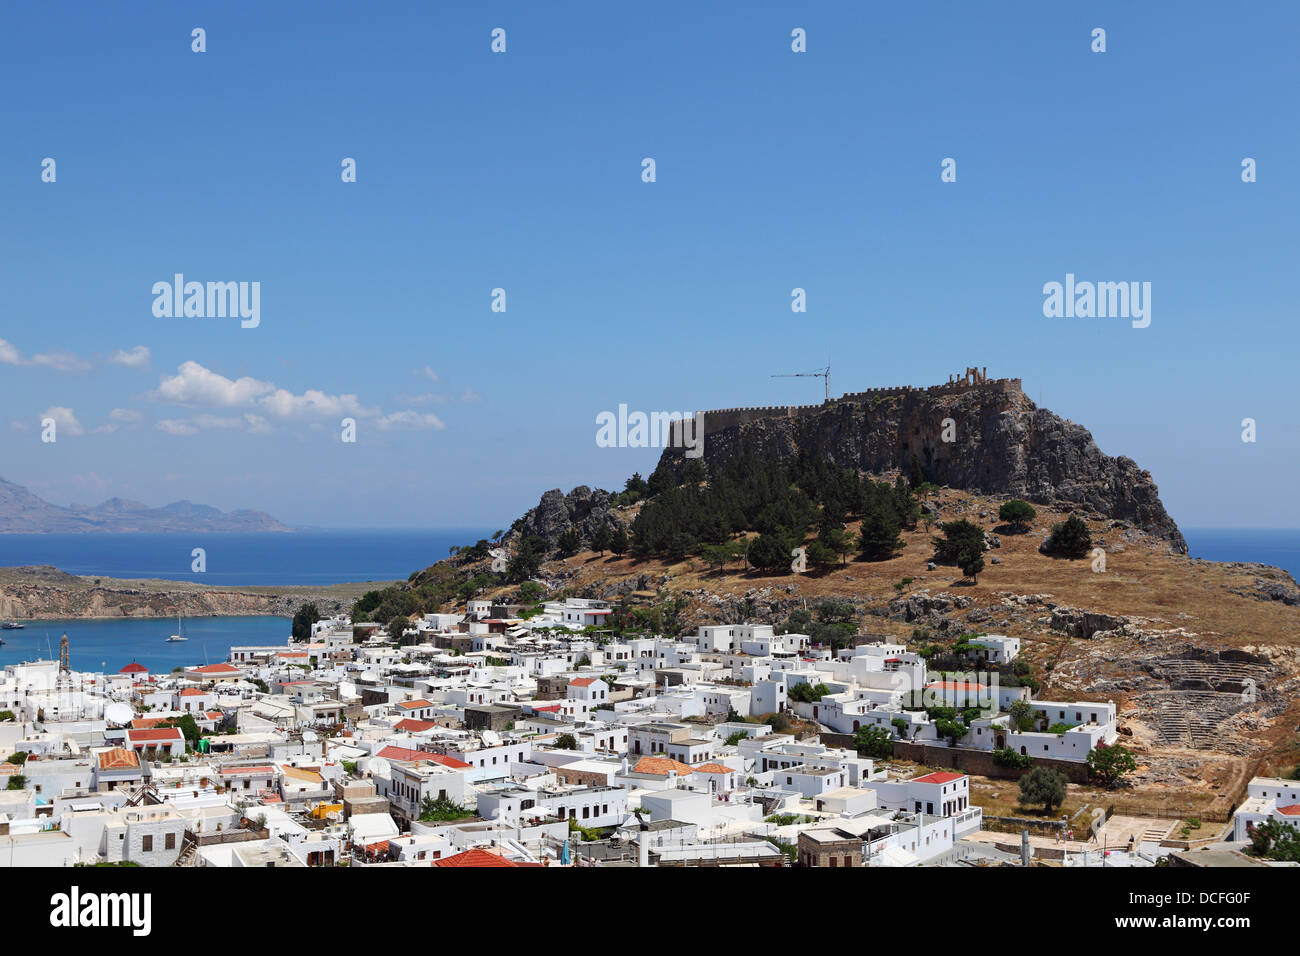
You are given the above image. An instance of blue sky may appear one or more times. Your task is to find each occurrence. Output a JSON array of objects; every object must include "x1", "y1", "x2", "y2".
[{"x1": 0, "y1": 1, "x2": 1295, "y2": 529}]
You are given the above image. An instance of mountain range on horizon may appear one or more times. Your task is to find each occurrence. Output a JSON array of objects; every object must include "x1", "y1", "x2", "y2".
[{"x1": 0, "y1": 476, "x2": 292, "y2": 534}]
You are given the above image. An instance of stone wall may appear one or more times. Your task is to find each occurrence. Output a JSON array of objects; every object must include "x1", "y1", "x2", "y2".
[
  {"x1": 820, "y1": 733, "x2": 1092, "y2": 784},
  {"x1": 689, "y1": 378, "x2": 1023, "y2": 436},
  {"x1": 890, "y1": 741, "x2": 1092, "y2": 783}
]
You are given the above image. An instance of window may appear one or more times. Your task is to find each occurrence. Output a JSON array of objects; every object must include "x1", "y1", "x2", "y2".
[
  {"x1": 165, "y1": 833, "x2": 176, "y2": 850},
  {"x1": 142, "y1": 835, "x2": 153, "y2": 852}
]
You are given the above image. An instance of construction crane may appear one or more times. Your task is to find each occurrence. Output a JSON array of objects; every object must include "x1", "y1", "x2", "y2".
[{"x1": 771, "y1": 365, "x2": 831, "y2": 402}]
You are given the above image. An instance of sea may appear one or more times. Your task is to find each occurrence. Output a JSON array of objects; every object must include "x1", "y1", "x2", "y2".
[
  {"x1": 1181, "y1": 528, "x2": 1300, "y2": 580},
  {"x1": 0, "y1": 528, "x2": 491, "y2": 673},
  {"x1": 0, "y1": 527, "x2": 1293, "y2": 674},
  {"x1": 0, "y1": 529, "x2": 491, "y2": 586}
]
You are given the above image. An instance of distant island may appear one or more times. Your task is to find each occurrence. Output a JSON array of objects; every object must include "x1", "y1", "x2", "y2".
[{"x1": 0, "y1": 477, "x2": 291, "y2": 534}]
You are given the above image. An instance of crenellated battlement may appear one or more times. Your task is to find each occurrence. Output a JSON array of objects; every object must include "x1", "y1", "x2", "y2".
[{"x1": 685, "y1": 372, "x2": 1023, "y2": 435}]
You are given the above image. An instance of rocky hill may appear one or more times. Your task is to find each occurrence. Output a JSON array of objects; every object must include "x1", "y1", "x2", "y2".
[
  {"x1": 506, "y1": 486, "x2": 622, "y2": 550},
  {"x1": 654, "y1": 378, "x2": 1187, "y2": 553},
  {"x1": 0, "y1": 477, "x2": 291, "y2": 533},
  {"x1": 0, "y1": 565, "x2": 390, "y2": 619}
]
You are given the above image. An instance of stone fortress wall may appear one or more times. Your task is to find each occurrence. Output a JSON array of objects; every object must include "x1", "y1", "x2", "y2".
[{"x1": 681, "y1": 368, "x2": 1023, "y2": 437}]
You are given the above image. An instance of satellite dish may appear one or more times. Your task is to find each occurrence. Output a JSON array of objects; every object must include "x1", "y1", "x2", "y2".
[
  {"x1": 302, "y1": 731, "x2": 318, "y2": 743},
  {"x1": 481, "y1": 730, "x2": 502, "y2": 748},
  {"x1": 368, "y1": 757, "x2": 391, "y2": 777},
  {"x1": 105, "y1": 702, "x2": 133, "y2": 727}
]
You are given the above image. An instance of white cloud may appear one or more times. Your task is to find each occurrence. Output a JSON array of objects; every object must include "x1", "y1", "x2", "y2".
[
  {"x1": 152, "y1": 361, "x2": 276, "y2": 408},
  {"x1": 0, "y1": 339, "x2": 148, "y2": 373},
  {"x1": 156, "y1": 419, "x2": 199, "y2": 436},
  {"x1": 258, "y1": 387, "x2": 373, "y2": 421},
  {"x1": 108, "y1": 346, "x2": 151, "y2": 368},
  {"x1": 415, "y1": 366, "x2": 439, "y2": 382},
  {"x1": 109, "y1": 408, "x2": 143, "y2": 423},
  {"x1": 40, "y1": 406, "x2": 85, "y2": 437},
  {"x1": 155, "y1": 413, "x2": 266, "y2": 436},
  {"x1": 30, "y1": 350, "x2": 92, "y2": 372},
  {"x1": 461, "y1": 386, "x2": 482, "y2": 403},
  {"x1": 396, "y1": 392, "x2": 448, "y2": 406},
  {"x1": 153, "y1": 361, "x2": 376, "y2": 422},
  {"x1": 149, "y1": 361, "x2": 450, "y2": 439},
  {"x1": 376, "y1": 410, "x2": 447, "y2": 431}
]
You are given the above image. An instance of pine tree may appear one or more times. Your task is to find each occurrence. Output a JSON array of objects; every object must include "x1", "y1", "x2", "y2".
[
  {"x1": 556, "y1": 527, "x2": 581, "y2": 556},
  {"x1": 858, "y1": 498, "x2": 903, "y2": 560},
  {"x1": 1043, "y1": 514, "x2": 1092, "y2": 558}
]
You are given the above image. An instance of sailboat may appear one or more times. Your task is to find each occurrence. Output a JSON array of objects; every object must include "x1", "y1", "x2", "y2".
[{"x1": 165, "y1": 614, "x2": 189, "y2": 643}]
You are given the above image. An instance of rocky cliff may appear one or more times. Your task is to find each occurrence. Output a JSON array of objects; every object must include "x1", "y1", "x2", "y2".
[
  {"x1": 654, "y1": 380, "x2": 1187, "y2": 553},
  {"x1": 506, "y1": 486, "x2": 624, "y2": 550}
]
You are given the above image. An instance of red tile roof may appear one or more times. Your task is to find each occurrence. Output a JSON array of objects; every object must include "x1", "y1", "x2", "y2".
[
  {"x1": 375, "y1": 745, "x2": 429, "y2": 764},
  {"x1": 179, "y1": 688, "x2": 206, "y2": 696},
  {"x1": 692, "y1": 763, "x2": 734, "y2": 775},
  {"x1": 220, "y1": 765, "x2": 276, "y2": 776},
  {"x1": 632, "y1": 756, "x2": 695, "y2": 776},
  {"x1": 126, "y1": 728, "x2": 184, "y2": 743},
  {"x1": 913, "y1": 771, "x2": 965, "y2": 785},
  {"x1": 425, "y1": 753, "x2": 472, "y2": 770},
  {"x1": 569, "y1": 677, "x2": 597, "y2": 687},
  {"x1": 433, "y1": 847, "x2": 521, "y2": 868},
  {"x1": 130, "y1": 717, "x2": 166, "y2": 729},
  {"x1": 1278, "y1": 804, "x2": 1300, "y2": 816},
  {"x1": 119, "y1": 661, "x2": 148, "y2": 674},
  {"x1": 393, "y1": 719, "x2": 436, "y2": 732},
  {"x1": 375, "y1": 745, "x2": 470, "y2": 770},
  {"x1": 396, "y1": 699, "x2": 433, "y2": 710},
  {"x1": 97, "y1": 748, "x2": 141, "y2": 771},
  {"x1": 188, "y1": 663, "x2": 241, "y2": 674}
]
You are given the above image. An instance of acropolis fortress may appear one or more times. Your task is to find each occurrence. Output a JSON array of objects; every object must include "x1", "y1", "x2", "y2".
[{"x1": 689, "y1": 368, "x2": 1022, "y2": 436}]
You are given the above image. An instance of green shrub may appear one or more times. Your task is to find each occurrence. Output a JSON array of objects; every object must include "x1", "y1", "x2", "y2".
[{"x1": 1042, "y1": 515, "x2": 1092, "y2": 558}]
